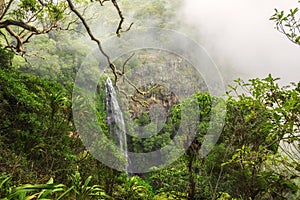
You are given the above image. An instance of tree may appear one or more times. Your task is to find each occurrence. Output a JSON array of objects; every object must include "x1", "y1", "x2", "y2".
[
  {"x1": 0, "y1": 0, "x2": 126, "y2": 57},
  {"x1": 218, "y1": 76, "x2": 300, "y2": 199}
]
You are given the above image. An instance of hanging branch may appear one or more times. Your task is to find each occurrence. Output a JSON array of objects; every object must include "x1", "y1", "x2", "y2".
[
  {"x1": 66, "y1": 0, "x2": 119, "y2": 83},
  {"x1": 122, "y1": 53, "x2": 135, "y2": 75},
  {"x1": 98, "y1": 0, "x2": 110, "y2": 6},
  {"x1": 111, "y1": 0, "x2": 133, "y2": 37},
  {"x1": 111, "y1": 0, "x2": 124, "y2": 37},
  {"x1": 67, "y1": 0, "x2": 134, "y2": 85}
]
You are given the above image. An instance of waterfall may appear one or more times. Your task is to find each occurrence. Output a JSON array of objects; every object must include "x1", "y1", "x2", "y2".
[{"x1": 105, "y1": 77, "x2": 130, "y2": 173}]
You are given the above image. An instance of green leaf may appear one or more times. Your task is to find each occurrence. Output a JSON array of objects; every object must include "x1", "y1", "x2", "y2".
[
  {"x1": 82, "y1": 176, "x2": 92, "y2": 190},
  {"x1": 295, "y1": 36, "x2": 300, "y2": 44}
]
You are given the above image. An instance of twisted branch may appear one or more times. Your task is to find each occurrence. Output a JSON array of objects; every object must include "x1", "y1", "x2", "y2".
[{"x1": 66, "y1": 0, "x2": 119, "y2": 83}]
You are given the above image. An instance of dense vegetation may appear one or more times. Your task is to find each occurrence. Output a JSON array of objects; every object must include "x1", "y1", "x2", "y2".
[{"x1": 0, "y1": 0, "x2": 299, "y2": 200}]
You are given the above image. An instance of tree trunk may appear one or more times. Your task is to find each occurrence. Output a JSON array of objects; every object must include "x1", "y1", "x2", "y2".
[{"x1": 188, "y1": 152, "x2": 196, "y2": 200}]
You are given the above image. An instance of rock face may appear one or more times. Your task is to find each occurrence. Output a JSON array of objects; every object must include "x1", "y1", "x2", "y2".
[{"x1": 105, "y1": 77, "x2": 129, "y2": 172}]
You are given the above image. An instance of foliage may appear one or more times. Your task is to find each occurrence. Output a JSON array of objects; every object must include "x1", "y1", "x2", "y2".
[
  {"x1": 0, "y1": 0, "x2": 71, "y2": 52},
  {"x1": 113, "y1": 175, "x2": 154, "y2": 200},
  {"x1": 0, "y1": 173, "x2": 111, "y2": 200},
  {"x1": 0, "y1": 46, "x2": 79, "y2": 183},
  {"x1": 0, "y1": 46, "x2": 14, "y2": 69},
  {"x1": 0, "y1": 1, "x2": 299, "y2": 199},
  {"x1": 218, "y1": 76, "x2": 300, "y2": 199},
  {"x1": 0, "y1": 177, "x2": 68, "y2": 200},
  {"x1": 68, "y1": 169, "x2": 109, "y2": 200},
  {"x1": 144, "y1": 75, "x2": 300, "y2": 200},
  {"x1": 270, "y1": 1, "x2": 300, "y2": 45},
  {"x1": 0, "y1": 173, "x2": 12, "y2": 198},
  {"x1": 146, "y1": 158, "x2": 188, "y2": 199}
]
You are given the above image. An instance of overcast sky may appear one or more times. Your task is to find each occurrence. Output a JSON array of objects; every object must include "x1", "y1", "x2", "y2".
[{"x1": 181, "y1": 0, "x2": 300, "y2": 84}]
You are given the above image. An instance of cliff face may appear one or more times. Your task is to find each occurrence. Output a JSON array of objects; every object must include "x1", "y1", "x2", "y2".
[
  {"x1": 107, "y1": 49, "x2": 208, "y2": 122},
  {"x1": 128, "y1": 84, "x2": 178, "y2": 119}
]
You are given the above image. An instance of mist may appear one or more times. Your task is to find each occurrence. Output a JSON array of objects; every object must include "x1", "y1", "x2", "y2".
[
  {"x1": 78, "y1": 0, "x2": 300, "y2": 86},
  {"x1": 180, "y1": 0, "x2": 300, "y2": 85}
]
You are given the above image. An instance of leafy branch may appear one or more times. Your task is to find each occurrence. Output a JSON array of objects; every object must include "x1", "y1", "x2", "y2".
[{"x1": 270, "y1": 2, "x2": 300, "y2": 45}]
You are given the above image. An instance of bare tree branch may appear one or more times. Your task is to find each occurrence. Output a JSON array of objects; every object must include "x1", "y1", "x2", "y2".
[
  {"x1": 98, "y1": 0, "x2": 110, "y2": 6},
  {"x1": 122, "y1": 52, "x2": 135, "y2": 75},
  {"x1": 111, "y1": 0, "x2": 124, "y2": 37},
  {"x1": 5, "y1": 26, "x2": 23, "y2": 52},
  {"x1": 66, "y1": 0, "x2": 119, "y2": 83},
  {"x1": 0, "y1": 19, "x2": 39, "y2": 32},
  {"x1": 111, "y1": 0, "x2": 133, "y2": 36}
]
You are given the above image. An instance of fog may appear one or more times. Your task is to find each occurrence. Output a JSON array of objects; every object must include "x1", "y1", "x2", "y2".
[
  {"x1": 181, "y1": 0, "x2": 300, "y2": 85},
  {"x1": 81, "y1": 0, "x2": 300, "y2": 85}
]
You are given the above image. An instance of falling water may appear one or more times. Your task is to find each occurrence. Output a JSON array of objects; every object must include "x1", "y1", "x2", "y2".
[{"x1": 105, "y1": 77, "x2": 129, "y2": 173}]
